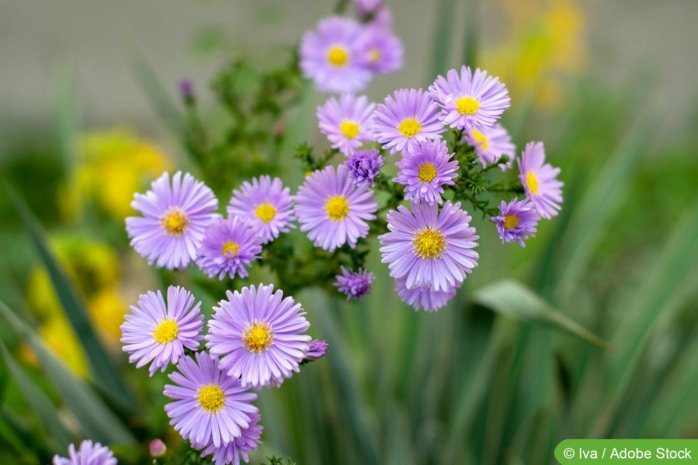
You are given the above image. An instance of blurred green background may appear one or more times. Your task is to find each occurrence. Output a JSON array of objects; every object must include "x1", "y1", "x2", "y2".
[{"x1": 1, "y1": 0, "x2": 698, "y2": 464}]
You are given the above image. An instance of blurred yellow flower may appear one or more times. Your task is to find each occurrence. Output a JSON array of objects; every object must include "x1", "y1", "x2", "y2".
[
  {"x1": 485, "y1": 0, "x2": 588, "y2": 110},
  {"x1": 60, "y1": 129, "x2": 172, "y2": 221},
  {"x1": 88, "y1": 288, "x2": 129, "y2": 350}
]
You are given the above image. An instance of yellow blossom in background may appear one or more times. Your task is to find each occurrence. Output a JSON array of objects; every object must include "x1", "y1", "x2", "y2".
[
  {"x1": 88, "y1": 288, "x2": 129, "y2": 350},
  {"x1": 484, "y1": 0, "x2": 588, "y2": 110},
  {"x1": 59, "y1": 129, "x2": 172, "y2": 221}
]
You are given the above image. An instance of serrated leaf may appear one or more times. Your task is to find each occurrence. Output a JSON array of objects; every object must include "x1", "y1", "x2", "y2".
[{"x1": 473, "y1": 280, "x2": 608, "y2": 348}]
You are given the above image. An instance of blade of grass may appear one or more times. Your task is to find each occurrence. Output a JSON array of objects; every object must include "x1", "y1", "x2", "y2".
[
  {"x1": 0, "y1": 300, "x2": 136, "y2": 445},
  {"x1": 6, "y1": 186, "x2": 135, "y2": 410},
  {"x1": 429, "y1": 0, "x2": 456, "y2": 81}
]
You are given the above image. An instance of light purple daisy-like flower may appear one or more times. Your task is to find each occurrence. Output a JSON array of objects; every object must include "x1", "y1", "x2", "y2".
[
  {"x1": 379, "y1": 201, "x2": 479, "y2": 291},
  {"x1": 227, "y1": 176, "x2": 295, "y2": 244},
  {"x1": 429, "y1": 66, "x2": 510, "y2": 130},
  {"x1": 164, "y1": 351, "x2": 259, "y2": 448},
  {"x1": 394, "y1": 139, "x2": 458, "y2": 205},
  {"x1": 354, "y1": 0, "x2": 392, "y2": 28},
  {"x1": 126, "y1": 171, "x2": 218, "y2": 270},
  {"x1": 305, "y1": 339, "x2": 329, "y2": 361},
  {"x1": 345, "y1": 149, "x2": 383, "y2": 186},
  {"x1": 394, "y1": 276, "x2": 457, "y2": 312},
  {"x1": 53, "y1": 440, "x2": 116, "y2": 465},
  {"x1": 300, "y1": 16, "x2": 373, "y2": 93},
  {"x1": 371, "y1": 88, "x2": 443, "y2": 155},
  {"x1": 518, "y1": 142, "x2": 563, "y2": 219},
  {"x1": 492, "y1": 198, "x2": 539, "y2": 247},
  {"x1": 334, "y1": 266, "x2": 374, "y2": 300},
  {"x1": 317, "y1": 94, "x2": 375, "y2": 155},
  {"x1": 357, "y1": 25, "x2": 403, "y2": 74},
  {"x1": 294, "y1": 165, "x2": 378, "y2": 252},
  {"x1": 193, "y1": 412, "x2": 263, "y2": 465},
  {"x1": 465, "y1": 123, "x2": 515, "y2": 169},
  {"x1": 206, "y1": 284, "x2": 312, "y2": 389},
  {"x1": 197, "y1": 216, "x2": 263, "y2": 280},
  {"x1": 121, "y1": 286, "x2": 204, "y2": 376}
]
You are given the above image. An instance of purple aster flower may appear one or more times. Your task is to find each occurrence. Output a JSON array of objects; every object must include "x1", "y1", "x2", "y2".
[
  {"x1": 126, "y1": 171, "x2": 218, "y2": 270},
  {"x1": 305, "y1": 339, "x2": 329, "y2": 361},
  {"x1": 371, "y1": 88, "x2": 443, "y2": 155},
  {"x1": 379, "y1": 201, "x2": 479, "y2": 291},
  {"x1": 429, "y1": 66, "x2": 510, "y2": 130},
  {"x1": 53, "y1": 440, "x2": 116, "y2": 465},
  {"x1": 395, "y1": 276, "x2": 457, "y2": 312},
  {"x1": 197, "y1": 216, "x2": 263, "y2": 280},
  {"x1": 164, "y1": 351, "x2": 259, "y2": 448},
  {"x1": 300, "y1": 16, "x2": 373, "y2": 93},
  {"x1": 334, "y1": 266, "x2": 374, "y2": 300},
  {"x1": 194, "y1": 412, "x2": 263, "y2": 465},
  {"x1": 227, "y1": 175, "x2": 295, "y2": 244},
  {"x1": 354, "y1": 0, "x2": 392, "y2": 28},
  {"x1": 394, "y1": 139, "x2": 459, "y2": 205},
  {"x1": 465, "y1": 123, "x2": 515, "y2": 169},
  {"x1": 491, "y1": 198, "x2": 539, "y2": 247},
  {"x1": 317, "y1": 94, "x2": 375, "y2": 155},
  {"x1": 121, "y1": 286, "x2": 204, "y2": 376},
  {"x1": 345, "y1": 149, "x2": 383, "y2": 186},
  {"x1": 294, "y1": 165, "x2": 378, "y2": 252},
  {"x1": 518, "y1": 142, "x2": 563, "y2": 219},
  {"x1": 357, "y1": 25, "x2": 403, "y2": 74},
  {"x1": 206, "y1": 284, "x2": 312, "y2": 389}
]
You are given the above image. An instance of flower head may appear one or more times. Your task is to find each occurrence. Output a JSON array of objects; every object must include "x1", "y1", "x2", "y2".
[
  {"x1": 395, "y1": 276, "x2": 456, "y2": 312},
  {"x1": 518, "y1": 142, "x2": 563, "y2": 219},
  {"x1": 227, "y1": 176, "x2": 295, "y2": 244},
  {"x1": 334, "y1": 266, "x2": 374, "y2": 300},
  {"x1": 354, "y1": 0, "x2": 392, "y2": 28},
  {"x1": 357, "y1": 25, "x2": 403, "y2": 74},
  {"x1": 53, "y1": 440, "x2": 116, "y2": 465},
  {"x1": 305, "y1": 339, "x2": 329, "y2": 361},
  {"x1": 194, "y1": 412, "x2": 263, "y2": 465},
  {"x1": 429, "y1": 66, "x2": 510, "y2": 130},
  {"x1": 197, "y1": 216, "x2": 263, "y2": 280},
  {"x1": 126, "y1": 171, "x2": 218, "y2": 270},
  {"x1": 294, "y1": 165, "x2": 377, "y2": 252},
  {"x1": 465, "y1": 123, "x2": 515, "y2": 169},
  {"x1": 163, "y1": 351, "x2": 259, "y2": 448},
  {"x1": 371, "y1": 88, "x2": 443, "y2": 155},
  {"x1": 206, "y1": 284, "x2": 311, "y2": 389},
  {"x1": 379, "y1": 201, "x2": 479, "y2": 292},
  {"x1": 300, "y1": 16, "x2": 373, "y2": 93},
  {"x1": 317, "y1": 94, "x2": 375, "y2": 155},
  {"x1": 345, "y1": 149, "x2": 384, "y2": 186},
  {"x1": 394, "y1": 139, "x2": 458, "y2": 205},
  {"x1": 121, "y1": 286, "x2": 204, "y2": 376},
  {"x1": 492, "y1": 198, "x2": 539, "y2": 247}
]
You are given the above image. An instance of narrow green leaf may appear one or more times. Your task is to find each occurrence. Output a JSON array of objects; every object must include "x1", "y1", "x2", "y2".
[
  {"x1": 0, "y1": 300, "x2": 136, "y2": 445},
  {"x1": 429, "y1": 0, "x2": 456, "y2": 80},
  {"x1": 0, "y1": 342, "x2": 74, "y2": 449},
  {"x1": 6, "y1": 186, "x2": 135, "y2": 409},
  {"x1": 473, "y1": 280, "x2": 608, "y2": 348}
]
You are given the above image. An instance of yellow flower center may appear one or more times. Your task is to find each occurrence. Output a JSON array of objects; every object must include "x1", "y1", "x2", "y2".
[
  {"x1": 418, "y1": 163, "x2": 438, "y2": 183},
  {"x1": 369, "y1": 48, "x2": 381, "y2": 63},
  {"x1": 340, "y1": 121, "x2": 360, "y2": 139},
  {"x1": 397, "y1": 118, "x2": 422, "y2": 138},
  {"x1": 242, "y1": 321, "x2": 274, "y2": 353},
  {"x1": 255, "y1": 202, "x2": 277, "y2": 223},
  {"x1": 221, "y1": 240, "x2": 240, "y2": 256},
  {"x1": 526, "y1": 172, "x2": 539, "y2": 194},
  {"x1": 503, "y1": 214, "x2": 519, "y2": 230},
  {"x1": 325, "y1": 195, "x2": 350, "y2": 221},
  {"x1": 197, "y1": 384, "x2": 225, "y2": 413},
  {"x1": 413, "y1": 228, "x2": 446, "y2": 260},
  {"x1": 327, "y1": 46, "x2": 349, "y2": 67},
  {"x1": 470, "y1": 128, "x2": 489, "y2": 151},
  {"x1": 456, "y1": 96, "x2": 480, "y2": 115},
  {"x1": 160, "y1": 208, "x2": 189, "y2": 236},
  {"x1": 152, "y1": 319, "x2": 179, "y2": 344}
]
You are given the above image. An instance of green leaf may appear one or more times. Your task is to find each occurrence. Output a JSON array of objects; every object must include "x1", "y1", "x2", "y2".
[
  {"x1": 0, "y1": 341, "x2": 74, "y2": 450},
  {"x1": 0, "y1": 300, "x2": 136, "y2": 445},
  {"x1": 6, "y1": 186, "x2": 135, "y2": 410},
  {"x1": 472, "y1": 280, "x2": 608, "y2": 348}
]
